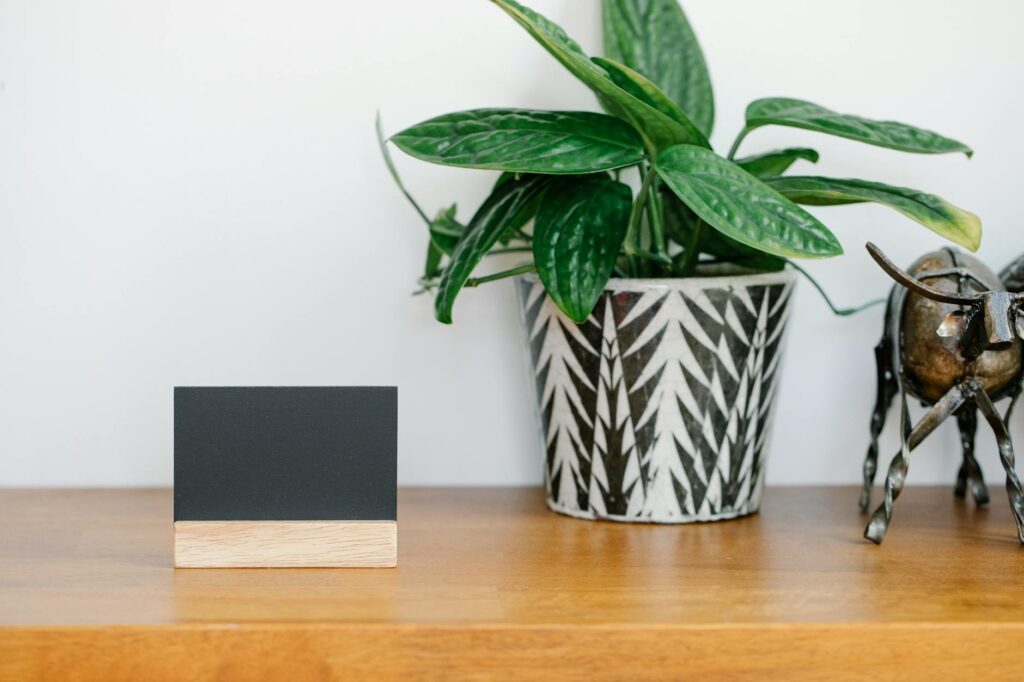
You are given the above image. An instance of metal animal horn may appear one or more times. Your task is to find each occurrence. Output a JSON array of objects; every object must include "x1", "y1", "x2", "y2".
[{"x1": 865, "y1": 242, "x2": 983, "y2": 305}]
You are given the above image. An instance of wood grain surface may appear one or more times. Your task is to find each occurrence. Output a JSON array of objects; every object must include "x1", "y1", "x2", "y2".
[
  {"x1": 174, "y1": 520, "x2": 397, "y2": 568},
  {"x1": 2, "y1": 486, "x2": 1024, "y2": 680}
]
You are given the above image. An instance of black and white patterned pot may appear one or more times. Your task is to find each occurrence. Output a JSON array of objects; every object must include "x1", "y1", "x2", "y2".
[{"x1": 517, "y1": 270, "x2": 796, "y2": 523}]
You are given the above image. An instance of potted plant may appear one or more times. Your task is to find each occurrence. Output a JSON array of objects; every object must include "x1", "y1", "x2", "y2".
[{"x1": 379, "y1": 0, "x2": 980, "y2": 522}]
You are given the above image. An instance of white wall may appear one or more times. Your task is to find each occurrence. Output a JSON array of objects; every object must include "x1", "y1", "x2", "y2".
[{"x1": 2, "y1": 0, "x2": 1022, "y2": 488}]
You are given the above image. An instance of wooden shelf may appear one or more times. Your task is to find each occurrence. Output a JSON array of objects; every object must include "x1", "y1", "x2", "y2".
[{"x1": 2, "y1": 486, "x2": 1023, "y2": 680}]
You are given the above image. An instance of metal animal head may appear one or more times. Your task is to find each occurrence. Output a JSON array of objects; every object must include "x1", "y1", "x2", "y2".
[{"x1": 866, "y1": 242, "x2": 1023, "y2": 350}]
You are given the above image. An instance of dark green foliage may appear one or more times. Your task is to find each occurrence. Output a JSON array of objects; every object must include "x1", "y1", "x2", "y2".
[
  {"x1": 380, "y1": 0, "x2": 978, "y2": 323},
  {"x1": 533, "y1": 176, "x2": 632, "y2": 322}
]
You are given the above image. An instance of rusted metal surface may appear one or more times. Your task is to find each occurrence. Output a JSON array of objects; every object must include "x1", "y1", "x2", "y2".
[{"x1": 861, "y1": 243, "x2": 1024, "y2": 544}]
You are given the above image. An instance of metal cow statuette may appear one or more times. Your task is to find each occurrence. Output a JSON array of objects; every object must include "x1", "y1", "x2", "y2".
[{"x1": 861, "y1": 242, "x2": 1024, "y2": 544}]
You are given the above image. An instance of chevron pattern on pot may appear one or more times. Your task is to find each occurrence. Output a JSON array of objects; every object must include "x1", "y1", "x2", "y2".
[{"x1": 517, "y1": 271, "x2": 796, "y2": 523}]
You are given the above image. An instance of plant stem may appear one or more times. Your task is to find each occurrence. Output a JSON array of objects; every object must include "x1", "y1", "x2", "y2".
[
  {"x1": 635, "y1": 249, "x2": 673, "y2": 265},
  {"x1": 727, "y1": 126, "x2": 753, "y2": 161},
  {"x1": 646, "y1": 178, "x2": 667, "y2": 259},
  {"x1": 488, "y1": 246, "x2": 532, "y2": 255},
  {"x1": 464, "y1": 263, "x2": 536, "y2": 288},
  {"x1": 679, "y1": 221, "x2": 705, "y2": 276},
  {"x1": 624, "y1": 167, "x2": 657, "y2": 258},
  {"x1": 785, "y1": 260, "x2": 886, "y2": 316},
  {"x1": 376, "y1": 112, "x2": 431, "y2": 225}
]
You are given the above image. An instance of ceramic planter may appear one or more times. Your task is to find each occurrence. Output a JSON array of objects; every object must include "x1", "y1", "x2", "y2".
[{"x1": 517, "y1": 269, "x2": 797, "y2": 523}]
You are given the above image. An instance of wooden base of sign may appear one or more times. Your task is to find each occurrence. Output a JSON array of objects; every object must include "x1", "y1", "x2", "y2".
[{"x1": 173, "y1": 520, "x2": 397, "y2": 568}]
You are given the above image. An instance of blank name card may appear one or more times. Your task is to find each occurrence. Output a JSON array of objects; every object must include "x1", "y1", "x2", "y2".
[{"x1": 173, "y1": 386, "x2": 397, "y2": 568}]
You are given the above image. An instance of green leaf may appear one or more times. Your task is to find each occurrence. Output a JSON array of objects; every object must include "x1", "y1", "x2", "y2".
[
  {"x1": 489, "y1": 0, "x2": 708, "y2": 153},
  {"x1": 533, "y1": 176, "x2": 632, "y2": 322},
  {"x1": 490, "y1": 173, "x2": 534, "y2": 244},
  {"x1": 655, "y1": 145, "x2": 843, "y2": 259},
  {"x1": 766, "y1": 176, "x2": 982, "y2": 252},
  {"x1": 661, "y1": 191, "x2": 771, "y2": 264},
  {"x1": 735, "y1": 148, "x2": 819, "y2": 178},
  {"x1": 590, "y1": 57, "x2": 708, "y2": 148},
  {"x1": 423, "y1": 241, "x2": 444, "y2": 280},
  {"x1": 661, "y1": 188, "x2": 701, "y2": 244},
  {"x1": 429, "y1": 204, "x2": 463, "y2": 257},
  {"x1": 601, "y1": 0, "x2": 714, "y2": 136},
  {"x1": 744, "y1": 98, "x2": 973, "y2": 157},
  {"x1": 392, "y1": 109, "x2": 646, "y2": 175},
  {"x1": 434, "y1": 175, "x2": 548, "y2": 323}
]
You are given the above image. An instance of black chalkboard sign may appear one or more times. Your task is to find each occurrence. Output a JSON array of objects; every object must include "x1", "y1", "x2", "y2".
[{"x1": 173, "y1": 386, "x2": 398, "y2": 568}]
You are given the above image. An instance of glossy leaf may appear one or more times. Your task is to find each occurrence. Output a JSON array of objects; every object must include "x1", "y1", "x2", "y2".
[
  {"x1": 492, "y1": 173, "x2": 533, "y2": 244},
  {"x1": 533, "y1": 176, "x2": 632, "y2": 322},
  {"x1": 601, "y1": 0, "x2": 714, "y2": 136},
  {"x1": 745, "y1": 98, "x2": 973, "y2": 157},
  {"x1": 590, "y1": 57, "x2": 708, "y2": 147},
  {"x1": 735, "y1": 148, "x2": 819, "y2": 178},
  {"x1": 391, "y1": 109, "x2": 645, "y2": 174},
  {"x1": 661, "y1": 189, "x2": 702, "y2": 244},
  {"x1": 655, "y1": 145, "x2": 843, "y2": 259},
  {"x1": 434, "y1": 176, "x2": 547, "y2": 324},
  {"x1": 766, "y1": 176, "x2": 982, "y2": 251},
  {"x1": 489, "y1": 0, "x2": 708, "y2": 152},
  {"x1": 661, "y1": 191, "x2": 784, "y2": 270}
]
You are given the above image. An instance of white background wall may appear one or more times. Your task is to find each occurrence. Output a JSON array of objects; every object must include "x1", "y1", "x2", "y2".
[{"x1": 2, "y1": 0, "x2": 1022, "y2": 488}]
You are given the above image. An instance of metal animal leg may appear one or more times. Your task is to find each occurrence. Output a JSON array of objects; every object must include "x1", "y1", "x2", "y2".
[
  {"x1": 1005, "y1": 387, "x2": 1022, "y2": 424},
  {"x1": 954, "y1": 407, "x2": 989, "y2": 506},
  {"x1": 861, "y1": 342, "x2": 895, "y2": 512},
  {"x1": 865, "y1": 384, "x2": 972, "y2": 544},
  {"x1": 974, "y1": 387, "x2": 1024, "y2": 544}
]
